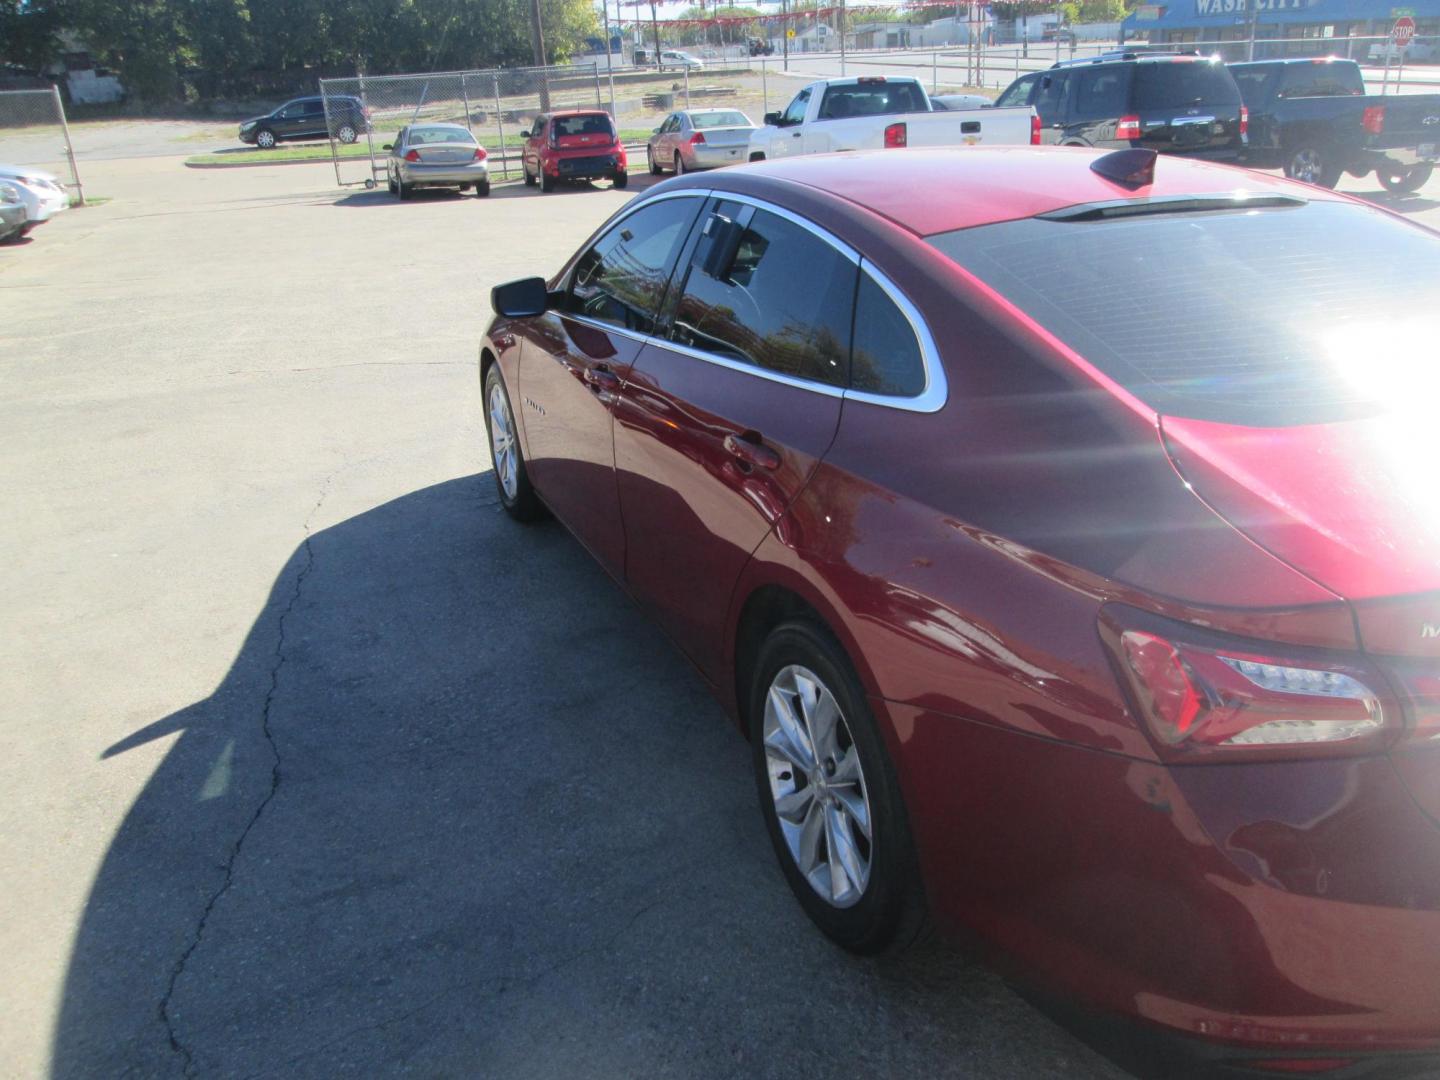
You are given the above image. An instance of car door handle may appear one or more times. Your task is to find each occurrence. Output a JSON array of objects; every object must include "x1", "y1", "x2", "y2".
[
  {"x1": 792, "y1": 132, "x2": 803, "y2": 138},
  {"x1": 584, "y1": 365, "x2": 621, "y2": 393},
  {"x1": 723, "y1": 432, "x2": 780, "y2": 471}
]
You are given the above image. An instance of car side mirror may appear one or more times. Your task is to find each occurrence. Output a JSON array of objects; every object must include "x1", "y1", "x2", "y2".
[
  {"x1": 763, "y1": 111, "x2": 781, "y2": 127},
  {"x1": 653, "y1": 127, "x2": 661, "y2": 134},
  {"x1": 696, "y1": 213, "x2": 743, "y2": 281},
  {"x1": 382, "y1": 143, "x2": 392, "y2": 150},
  {"x1": 492, "y1": 277, "x2": 552, "y2": 319}
]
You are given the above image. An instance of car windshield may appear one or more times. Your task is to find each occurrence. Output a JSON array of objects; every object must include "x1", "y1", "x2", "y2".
[
  {"x1": 408, "y1": 128, "x2": 475, "y2": 145},
  {"x1": 692, "y1": 111, "x2": 751, "y2": 129},
  {"x1": 1132, "y1": 60, "x2": 1240, "y2": 108},
  {"x1": 553, "y1": 114, "x2": 614, "y2": 137},
  {"x1": 928, "y1": 200, "x2": 1440, "y2": 427}
]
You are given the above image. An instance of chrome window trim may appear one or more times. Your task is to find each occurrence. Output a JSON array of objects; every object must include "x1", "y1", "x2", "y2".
[
  {"x1": 563, "y1": 312, "x2": 655, "y2": 347},
  {"x1": 658, "y1": 337, "x2": 847, "y2": 398},
  {"x1": 717, "y1": 192, "x2": 860, "y2": 264},
  {"x1": 846, "y1": 259, "x2": 949, "y2": 414}
]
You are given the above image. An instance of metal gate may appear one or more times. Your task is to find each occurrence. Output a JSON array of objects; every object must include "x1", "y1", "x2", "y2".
[
  {"x1": 319, "y1": 64, "x2": 603, "y2": 188},
  {"x1": 0, "y1": 87, "x2": 84, "y2": 204}
]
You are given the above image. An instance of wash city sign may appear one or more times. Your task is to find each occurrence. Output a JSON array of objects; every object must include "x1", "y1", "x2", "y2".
[{"x1": 1193, "y1": 0, "x2": 1314, "y2": 14}]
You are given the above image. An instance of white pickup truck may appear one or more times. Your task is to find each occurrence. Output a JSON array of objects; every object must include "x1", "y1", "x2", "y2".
[{"x1": 748, "y1": 76, "x2": 1037, "y2": 161}]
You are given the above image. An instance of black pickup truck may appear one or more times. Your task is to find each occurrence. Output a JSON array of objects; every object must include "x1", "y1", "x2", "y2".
[{"x1": 1229, "y1": 58, "x2": 1440, "y2": 192}]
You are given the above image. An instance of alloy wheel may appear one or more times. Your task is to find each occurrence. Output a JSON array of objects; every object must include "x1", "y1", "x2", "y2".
[
  {"x1": 256, "y1": 130, "x2": 276, "y2": 149},
  {"x1": 1289, "y1": 148, "x2": 1321, "y2": 184},
  {"x1": 337, "y1": 124, "x2": 357, "y2": 144},
  {"x1": 488, "y1": 381, "x2": 518, "y2": 501},
  {"x1": 762, "y1": 664, "x2": 873, "y2": 908}
]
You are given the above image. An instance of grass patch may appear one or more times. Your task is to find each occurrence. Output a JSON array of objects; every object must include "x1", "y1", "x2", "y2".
[
  {"x1": 186, "y1": 127, "x2": 656, "y2": 167},
  {"x1": 69, "y1": 195, "x2": 112, "y2": 208}
]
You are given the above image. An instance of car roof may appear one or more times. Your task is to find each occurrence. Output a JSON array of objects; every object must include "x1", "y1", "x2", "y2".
[
  {"x1": 408, "y1": 122, "x2": 470, "y2": 131},
  {"x1": 1229, "y1": 56, "x2": 1352, "y2": 66},
  {"x1": 546, "y1": 109, "x2": 610, "y2": 118},
  {"x1": 718, "y1": 146, "x2": 1351, "y2": 236}
]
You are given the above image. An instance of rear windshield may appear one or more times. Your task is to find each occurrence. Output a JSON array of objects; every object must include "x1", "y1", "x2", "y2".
[
  {"x1": 1132, "y1": 60, "x2": 1240, "y2": 109},
  {"x1": 1278, "y1": 61, "x2": 1365, "y2": 98},
  {"x1": 408, "y1": 128, "x2": 475, "y2": 145},
  {"x1": 693, "y1": 111, "x2": 751, "y2": 129},
  {"x1": 928, "y1": 200, "x2": 1440, "y2": 426},
  {"x1": 554, "y1": 114, "x2": 615, "y2": 137},
  {"x1": 818, "y1": 80, "x2": 928, "y2": 120}
]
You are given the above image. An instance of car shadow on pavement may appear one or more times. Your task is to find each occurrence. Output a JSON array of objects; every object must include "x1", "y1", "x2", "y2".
[
  {"x1": 333, "y1": 173, "x2": 667, "y2": 207},
  {"x1": 1350, "y1": 188, "x2": 1440, "y2": 214},
  {"x1": 49, "y1": 474, "x2": 1130, "y2": 1079}
]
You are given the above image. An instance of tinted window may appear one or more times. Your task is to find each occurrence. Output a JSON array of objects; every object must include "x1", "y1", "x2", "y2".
[
  {"x1": 928, "y1": 201, "x2": 1440, "y2": 426},
  {"x1": 1133, "y1": 60, "x2": 1240, "y2": 108},
  {"x1": 672, "y1": 207, "x2": 855, "y2": 386},
  {"x1": 554, "y1": 114, "x2": 614, "y2": 137},
  {"x1": 1071, "y1": 67, "x2": 1133, "y2": 122},
  {"x1": 996, "y1": 73, "x2": 1039, "y2": 109},
  {"x1": 851, "y1": 271, "x2": 925, "y2": 396},
  {"x1": 1230, "y1": 66, "x2": 1278, "y2": 106},
  {"x1": 1279, "y1": 62, "x2": 1364, "y2": 98},
  {"x1": 408, "y1": 127, "x2": 476, "y2": 145},
  {"x1": 303, "y1": 100, "x2": 326, "y2": 117},
  {"x1": 1034, "y1": 72, "x2": 1070, "y2": 122},
  {"x1": 818, "y1": 80, "x2": 927, "y2": 120},
  {"x1": 565, "y1": 198, "x2": 699, "y2": 334}
]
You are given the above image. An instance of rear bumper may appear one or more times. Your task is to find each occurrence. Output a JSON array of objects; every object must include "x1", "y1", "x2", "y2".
[
  {"x1": 688, "y1": 144, "x2": 748, "y2": 169},
  {"x1": 397, "y1": 161, "x2": 489, "y2": 185},
  {"x1": 548, "y1": 153, "x2": 623, "y2": 179},
  {"x1": 882, "y1": 701, "x2": 1440, "y2": 1066}
]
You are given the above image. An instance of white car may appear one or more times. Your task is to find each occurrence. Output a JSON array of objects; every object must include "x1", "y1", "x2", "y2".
[
  {"x1": 0, "y1": 165, "x2": 69, "y2": 230},
  {"x1": 658, "y1": 50, "x2": 704, "y2": 71}
]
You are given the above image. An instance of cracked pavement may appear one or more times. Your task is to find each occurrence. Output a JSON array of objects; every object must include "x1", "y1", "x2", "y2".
[{"x1": 10, "y1": 145, "x2": 1434, "y2": 1079}]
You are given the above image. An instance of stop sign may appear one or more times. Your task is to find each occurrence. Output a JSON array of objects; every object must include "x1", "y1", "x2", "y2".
[{"x1": 1393, "y1": 15, "x2": 1416, "y2": 47}]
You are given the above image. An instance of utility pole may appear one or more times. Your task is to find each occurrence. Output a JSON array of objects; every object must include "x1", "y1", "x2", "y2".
[
  {"x1": 601, "y1": 0, "x2": 617, "y2": 115},
  {"x1": 651, "y1": 0, "x2": 662, "y2": 67},
  {"x1": 528, "y1": 0, "x2": 550, "y2": 109},
  {"x1": 782, "y1": 0, "x2": 789, "y2": 69},
  {"x1": 1245, "y1": 0, "x2": 1258, "y2": 61},
  {"x1": 839, "y1": 0, "x2": 846, "y2": 74}
]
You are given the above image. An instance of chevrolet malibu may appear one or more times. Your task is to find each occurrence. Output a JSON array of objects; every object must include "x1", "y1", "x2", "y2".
[{"x1": 478, "y1": 147, "x2": 1440, "y2": 1078}]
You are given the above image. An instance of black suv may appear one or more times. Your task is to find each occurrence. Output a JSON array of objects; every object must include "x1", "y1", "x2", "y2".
[
  {"x1": 995, "y1": 52, "x2": 1247, "y2": 160},
  {"x1": 238, "y1": 95, "x2": 370, "y2": 149}
]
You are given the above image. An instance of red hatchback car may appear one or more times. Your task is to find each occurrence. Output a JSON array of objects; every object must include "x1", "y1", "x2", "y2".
[
  {"x1": 521, "y1": 109, "x2": 628, "y2": 192},
  {"x1": 479, "y1": 147, "x2": 1440, "y2": 1078}
]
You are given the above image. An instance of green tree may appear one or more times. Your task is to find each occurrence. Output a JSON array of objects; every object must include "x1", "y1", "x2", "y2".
[{"x1": 0, "y1": 0, "x2": 65, "y2": 72}]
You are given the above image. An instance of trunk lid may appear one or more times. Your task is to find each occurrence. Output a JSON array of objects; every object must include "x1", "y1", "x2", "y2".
[
  {"x1": 413, "y1": 144, "x2": 477, "y2": 164},
  {"x1": 1132, "y1": 60, "x2": 1244, "y2": 155},
  {"x1": 693, "y1": 126, "x2": 752, "y2": 147}
]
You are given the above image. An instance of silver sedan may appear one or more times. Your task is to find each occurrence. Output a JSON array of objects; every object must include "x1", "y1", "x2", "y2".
[
  {"x1": 647, "y1": 109, "x2": 756, "y2": 176},
  {"x1": 385, "y1": 124, "x2": 490, "y2": 199}
]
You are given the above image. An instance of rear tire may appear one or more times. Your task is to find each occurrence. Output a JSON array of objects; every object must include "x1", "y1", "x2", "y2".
[
  {"x1": 674, "y1": 154, "x2": 686, "y2": 176},
  {"x1": 540, "y1": 171, "x2": 555, "y2": 192},
  {"x1": 1378, "y1": 163, "x2": 1433, "y2": 193},
  {"x1": 483, "y1": 365, "x2": 545, "y2": 522},
  {"x1": 749, "y1": 620, "x2": 929, "y2": 956},
  {"x1": 335, "y1": 123, "x2": 358, "y2": 145},
  {"x1": 476, "y1": 179, "x2": 491, "y2": 197},
  {"x1": 612, "y1": 170, "x2": 628, "y2": 190},
  {"x1": 387, "y1": 172, "x2": 397, "y2": 195},
  {"x1": 649, "y1": 151, "x2": 662, "y2": 175},
  {"x1": 523, "y1": 162, "x2": 537, "y2": 187},
  {"x1": 397, "y1": 180, "x2": 412, "y2": 200},
  {"x1": 1283, "y1": 144, "x2": 1340, "y2": 189}
]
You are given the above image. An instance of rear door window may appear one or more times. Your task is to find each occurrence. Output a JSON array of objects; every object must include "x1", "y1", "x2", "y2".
[
  {"x1": 564, "y1": 197, "x2": 701, "y2": 334},
  {"x1": 1071, "y1": 67, "x2": 1133, "y2": 123},
  {"x1": 1034, "y1": 71, "x2": 1072, "y2": 124},
  {"x1": 927, "y1": 201, "x2": 1440, "y2": 426},
  {"x1": 851, "y1": 270, "x2": 926, "y2": 397},
  {"x1": 1133, "y1": 60, "x2": 1240, "y2": 109},
  {"x1": 671, "y1": 205, "x2": 856, "y2": 387}
]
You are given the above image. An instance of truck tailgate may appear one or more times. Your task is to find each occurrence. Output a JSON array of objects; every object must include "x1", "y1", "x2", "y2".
[{"x1": 893, "y1": 106, "x2": 1035, "y2": 148}]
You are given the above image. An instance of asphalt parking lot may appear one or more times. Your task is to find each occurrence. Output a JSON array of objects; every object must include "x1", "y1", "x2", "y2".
[{"x1": 3, "y1": 147, "x2": 1438, "y2": 1079}]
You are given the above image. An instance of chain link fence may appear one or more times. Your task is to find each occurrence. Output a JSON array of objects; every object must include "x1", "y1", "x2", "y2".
[
  {"x1": 320, "y1": 64, "x2": 604, "y2": 188},
  {"x1": 0, "y1": 88, "x2": 84, "y2": 204}
]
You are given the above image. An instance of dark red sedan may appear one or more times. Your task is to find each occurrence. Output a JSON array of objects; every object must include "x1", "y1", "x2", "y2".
[{"x1": 478, "y1": 147, "x2": 1440, "y2": 1078}]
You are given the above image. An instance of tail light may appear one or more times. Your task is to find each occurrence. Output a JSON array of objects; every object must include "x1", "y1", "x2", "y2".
[
  {"x1": 884, "y1": 122, "x2": 907, "y2": 149},
  {"x1": 404, "y1": 149, "x2": 421, "y2": 162},
  {"x1": 689, "y1": 131, "x2": 706, "y2": 145},
  {"x1": 473, "y1": 146, "x2": 488, "y2": 161},
  {"x1": 1101, "y1": 607, "x2": 1396, "y2": 761},
  {"x1": 1116, "y1": 114, "x2": 1142, "y2": 141},
  {"x1": 1239, "y1": 104, "x2": 1249, "y2": 137},
  {"x1": 1363, "y1": 104, "x2": 1385, "y2": 135},
  {"x1": 1030, "y1": 112, "x2": 1041, "y2": 145}
]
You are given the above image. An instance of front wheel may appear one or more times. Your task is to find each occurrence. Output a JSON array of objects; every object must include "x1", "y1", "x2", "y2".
[
  {"x1": 1283, "y1": 145, "x2": 1340, "y2": 189},
  {"x1": 254, "y1": 128, "x2": 277, "y2": 150},
  {"x1": 1378, "y1": 163, "x2": 1433, "y2": 194},
  {"x1": 750, "y1": 621, "x2": 929, "y2": 955},
  {"x1": 612, "y1": 170, "x2": 628, "y2": 190},
  {"x1": 483, "y1": 366, "x2": 545, "y2": 522}
]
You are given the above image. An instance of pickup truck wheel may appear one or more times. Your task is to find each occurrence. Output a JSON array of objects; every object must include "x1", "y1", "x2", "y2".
[
  {"x1": 1283, "y1": 145, "x2": 1340, "y2": 189},
  {"x1": 1378, "y1": 163, "x2": 1434, "y2": 194},
  {"x1": 749, "y1": 151, "x2": 766, "y2": 163}
]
